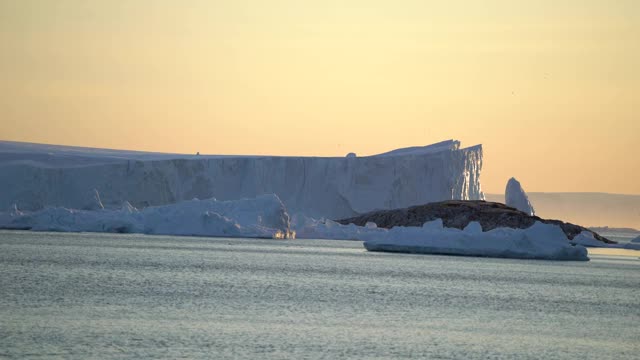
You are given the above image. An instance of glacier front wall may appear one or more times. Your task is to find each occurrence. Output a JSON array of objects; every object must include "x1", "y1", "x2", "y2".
[{"x1": 1, "y1": 146, "x2": 483, "y2": 219}]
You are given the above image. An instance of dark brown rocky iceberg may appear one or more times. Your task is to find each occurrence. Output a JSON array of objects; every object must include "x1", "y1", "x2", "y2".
[{"x1": 337, "y1": 200, "x2": 615, "y2": 244}]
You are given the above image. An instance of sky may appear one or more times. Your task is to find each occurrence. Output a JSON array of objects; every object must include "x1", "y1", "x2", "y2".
[{"x1": 1, "y1": 0, "x2": 638, "y2": 194}]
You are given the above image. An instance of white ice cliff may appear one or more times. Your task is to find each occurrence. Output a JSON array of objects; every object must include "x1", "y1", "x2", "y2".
[
  {"x1": 505, "y1": 177, "x2": 535, "y2": 216},
  {"x1": 0, "y1": 140, "x2": 484, "y2": 219}
]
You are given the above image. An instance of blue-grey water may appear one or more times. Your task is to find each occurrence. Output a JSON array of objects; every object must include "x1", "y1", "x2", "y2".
[{"x1": 1, "y1": 231, "x2": 638, "y2": 359}]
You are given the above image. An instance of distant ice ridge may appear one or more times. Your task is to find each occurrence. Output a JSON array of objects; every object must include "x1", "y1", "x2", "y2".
[
  {"x1": 505, "y1": 177, "x2": 535, "y2": 216},
  {"x1": 0, "y1": 139, "x2": 484, "y2": 219},
  {"x1": 0, "y1": 195, "x2": 294, "y2": 239}
]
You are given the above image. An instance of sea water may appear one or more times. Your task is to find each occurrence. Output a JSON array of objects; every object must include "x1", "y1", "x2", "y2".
[{"x1": 0, "y1": 231, "x2": 638, "y2": 359}]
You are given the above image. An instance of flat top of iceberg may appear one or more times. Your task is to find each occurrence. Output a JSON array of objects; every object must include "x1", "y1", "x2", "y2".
[
  {"x1": 373, "y1": 140, "x2": 460, "y2": 156},
  {"x1": 0, "y1": 139, "x2": 481, "y2": 168},
  {"x1": 0, "y1": 140, "x2": 252, "y2": 167}
]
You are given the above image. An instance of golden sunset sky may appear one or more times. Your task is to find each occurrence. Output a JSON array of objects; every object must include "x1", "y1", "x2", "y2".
[{"x1": 1, "y1": 0, "x2": 638, "y2": 194}]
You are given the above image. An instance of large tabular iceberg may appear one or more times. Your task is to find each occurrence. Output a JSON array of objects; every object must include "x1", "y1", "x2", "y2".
[
  {"x1": 0, "y1": 140, "x2": 483, "y2": 219},
  {"x1": 0, "y1": 195, "x2": 294, "y2": 239}
]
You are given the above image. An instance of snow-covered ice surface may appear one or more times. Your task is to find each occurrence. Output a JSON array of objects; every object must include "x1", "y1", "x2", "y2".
[
  {"x1": 0, "y1": 195, "x2": 293, "y2": 239},
  {"x1": 361, "y1": 220, "x2": 588, "y2": 261},
  {"x1": 0, "y1": 140, "x2": 483, "y2": 219},
  {"x1": 505, "y1": 177, "x2": 535, "y2": 215}
]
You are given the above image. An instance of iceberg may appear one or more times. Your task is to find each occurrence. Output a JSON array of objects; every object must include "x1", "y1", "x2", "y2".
[
  {"x1": 569, "y1": 231, "x2": 610, "y2": 247},
  {"x1": 0, "y1": 139, "x2": 484, "y2": 219},
  {"x1": 505, "y1": 177, "x2": 535, "y2": 215},
  {"x1": 292, "y1": 214, "x2": 386, "y2": 240},
  {"x1": 294, "y1": 216, "x2": 588, "y2": 260},
  {"x1": 361, "y1": 220, "x2": 588, "y2": 261},
  {"x1": 623, "y1": 235, "x2": 640, "y2": 250},
  {"x1": 0, "y1": 194, "x2": 294, "y2": 239}
]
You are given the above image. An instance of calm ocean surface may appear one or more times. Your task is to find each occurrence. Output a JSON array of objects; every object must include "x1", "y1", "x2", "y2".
[{"x1": 1, "y1": 231, "x2": 638, "y2": 359}]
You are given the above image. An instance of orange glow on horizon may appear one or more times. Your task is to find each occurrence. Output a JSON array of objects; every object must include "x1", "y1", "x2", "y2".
[{"x1": 1, "y1": 0, "x2": 638, "y2": 194}]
